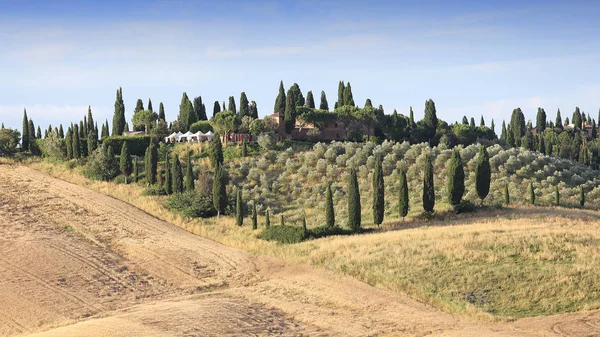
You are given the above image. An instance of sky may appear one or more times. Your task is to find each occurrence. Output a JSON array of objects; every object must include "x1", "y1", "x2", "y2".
[{"x1": 1, "y1": 0, "x2": 599, "y2": 131}]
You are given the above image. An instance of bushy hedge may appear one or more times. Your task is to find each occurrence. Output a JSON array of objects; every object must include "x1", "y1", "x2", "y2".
[
  {"x1": 189, "y1": 121, "x2": 214, "y2": 134},
  {"x1": 102, "y1": 136, "x2": 151, "y2": 156},
  {"x1": 256, "y1": 225, "x2": 307, "y2": 244},
  {"x1": 166, "y1": 191, "x2": 217, "y2": 218}
]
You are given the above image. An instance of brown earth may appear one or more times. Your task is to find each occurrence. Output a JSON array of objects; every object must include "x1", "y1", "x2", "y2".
[{"x1": 0, "y1": 164, "x2": 599, "y2": 336}]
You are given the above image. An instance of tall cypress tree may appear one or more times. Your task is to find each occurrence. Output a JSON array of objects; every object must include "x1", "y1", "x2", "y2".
[
  {"x1": 409, "y1": 107, "x2": 415, "y2": 128},
  {"x1": 133, "y1": 158, "x2": 138, "y2": 183},
  {"x1": 241, "y1": 139, "x2": 247, "y2": 157},
  {"x1": 480, "y1": 115, "x2": 485, "y2": 127},
  {"x1": 239, "y1": 92, "x2": 249, "y2": 117},
  {"x1": 184, "y1": 153, "x2": 195, "y2": 191},
  {"x1": 21, "y1": 109, "x2": 29, "y2": 151},
  {"x1": 213, "y1": 101, "x2": 221, "y2": 117},
  {"x1": 475, "y1": 146, "x2": 491, "y2": 205},
  {"x1": 372, "y1": 155, "x2": 384, "y2": 226},
  {"x1": 470, "y1": 117, "x2": 475, "y2": 127},
  {"x1": 529, "y1": 182, "x2": 535, "y2": 205},
  {"x1": 146, "y1": 142, "x2": 157, "y2": 184},
  {"x1": 59, "y1": 124, "x2": 65, "y2": 139},
  {"x1": 500, "y1": 120, "x2": 507, "y2": 142},
  {"x1": 164, "y1": 152, "x2": 173, "y2": 195},
  {"x1": 65, "y1": 127, "x2": 73, "y2": 159},
  {"x1": 305, "y1": 90, "x2": 315, "y2": 109},
  {"x1": 178, "y1": 92, "x2": 195, "y2": 131},
  {"x1": 274, "y1": 80, "x2": 286, "y2": 114},
  {"x1": 120, "y1": 141, "x2": 132, "y2": 184},
  {"x1": 212, "y1": 165, "x2": 227, "y2": 218},
  {"x1": 87, "y1": 127, "x2": 98, "y2": 154},
  {"x1": 251, "y1": 202, "x2": 258, "y2": 230},
  {"x1": 504, "y1": 183, "x2": 510, "y2": 205},
  {"x1": 510, "y1": 108, "x2": 526, "y2": 147},
  {"x1": 72, "y1": 124, "x2": 81, "y2": 159},
  {"x1": 319, "y1": 90, "x2": 329, "y2": 111},
  {"x1": 147, "y1": 98, "x2": 153, "y2": 112},
  {"x1": 236, "y1": 188, "x2": 243, "y2": 226},
  {"x1": 325, "y1": 184, "x2": 334, "y2": 228},
  {"x1": 336, "y1": 81, "x2": 345, "y2": 108},
  {"x1": 228, "y1": 96, "x2": 237, "y2": 115},
  {"x1": 343, "y1": 82, "x2": 354, "y2": 106},
  {"x1": 491, "y1": 119, "x2": 496, "y2": 134},
  {"x1": 87, "y1": 105, "x2": 94, "y2": 132},
  {"x1": 194, "y1": 96, "x2": 207, "y2": 121},
  {"x1": 364, "y1": 98, "x2": 373, "y2": 108},
  {"x1": 399, "y1": 169, "x2": 409, "y2": 219},
  {"x1": 265, "y1": 209, "x2": 271, "y2": 228},
  {"x1": 447, "y1": 149, "x2": 465, "y2": 208},
  {"x1": 284, "y1": 88, "x2": 296, "y2": 134},
  {"x1": 249, "y1": 101, "x2": 258, "y2": 119},
  {"x1": 112, "y1": 87, "x2": 126, "y2": 136},
  {"x1": 134, "y1": 99, "x2": 144, "y2": 113},
  {"x1": 171, "y1": 154, "x2": 184, "y2": 193},
  {"x1": 572, "y1": 107, "x2": 582, "y2": 129},
  {"x1": 538, "y1": 135, "x2": 546, "y2": 154},
  {"x1": 555, "y1": 109, "x2": 563, "y2": 130},
  {"x1": 536, "y1": 107, "x2": 547, "y2": 133},
  {"x1": 580, "y1": 186, "x2": 585, "y2": 208},
  {"x1": 158, "y1": 102, "x2": 166, "y2": 121},
  {"x1": 36, "y1": 126, "x2": 41, "y2": 139},
  {"x1": 422, "y1": 155, "x2": 435, "y2": 213},
  {"x1": 209, "y1": 134, "x2": 223, "y2": 168},
  {"x1": 423, "y1": 99, "x2": 438, "y2": 143},
  {"x1": 555, "y1": 185, "x2": 560, "y2": 206},
  {"x1": 347, "y1": 168, "x2": 361, "y2": 231}
]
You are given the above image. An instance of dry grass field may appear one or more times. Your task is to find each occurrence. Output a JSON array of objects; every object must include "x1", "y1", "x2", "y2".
[{"x1": 2, "y1": 160, "x2": 600, "y2": 335}]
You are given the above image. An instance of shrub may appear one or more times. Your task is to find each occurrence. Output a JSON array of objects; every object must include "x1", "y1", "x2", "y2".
[
  {"x1": 0, "y1": 128, "x2": 20, "y2": 155},
  {"x1": 102, "y1": 135, "x2": 151, "y2": 156},
  {"x1": 83, "y1": 146, "x2": 119, "y2": 181},
  {"x1": 189, "y1": 121, "x2": 213, "y2": 134},
  {"x1": 256, "y1": 225, "x2": 307, "y2": 244},
  {"x1": 166, "y1": 191, "x2": 217, "y2": 218},
  {"x1": 257, "y1": 132, "x2": 276, "y2": 151}
]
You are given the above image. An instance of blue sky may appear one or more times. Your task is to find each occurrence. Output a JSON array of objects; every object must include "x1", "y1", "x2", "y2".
[{"x1": 1, "y1": 0, "x2": 599, "y2": 131}]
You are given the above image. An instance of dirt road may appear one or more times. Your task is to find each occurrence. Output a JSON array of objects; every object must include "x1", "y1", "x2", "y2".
[{"x1": 0, "y1": 164, "x2": 598, "y2": 336}]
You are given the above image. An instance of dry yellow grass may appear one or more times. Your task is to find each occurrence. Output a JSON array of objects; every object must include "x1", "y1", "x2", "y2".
[{"x1": 29, "y1": 159, "x2": 600, "y2": 320}]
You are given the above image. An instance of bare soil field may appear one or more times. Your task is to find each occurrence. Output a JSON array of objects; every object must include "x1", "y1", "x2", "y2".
[{"x1": 1, "y1": 163, "x2": 600, "y2": 336}]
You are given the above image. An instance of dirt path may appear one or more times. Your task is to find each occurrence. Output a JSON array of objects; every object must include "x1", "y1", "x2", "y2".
[{"x1": 0, "y1": 164, "x2": 598, "y2": 336}]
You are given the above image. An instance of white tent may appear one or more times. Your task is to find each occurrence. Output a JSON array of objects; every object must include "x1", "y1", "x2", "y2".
[
  {"x1": 165, "y1": 132, "x2": 183, "y2": 143},
  {"x1": 179, "y1": 131, "x2": 193, "y2": 142},
  {"x1": 204, "y1": 131, "x2": 214, "y2": 141}
]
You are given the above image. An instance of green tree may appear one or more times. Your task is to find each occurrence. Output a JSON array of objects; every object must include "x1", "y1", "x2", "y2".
[
  {"x1": 447, "y1": 149, "x2": 465, "y2": 207},
  {"x1": 364, "y1": 98, "x2": 373, "y2": 108},
  {"x1": 555, "y1": 185, "x2": 560, "y2": 206},
  {"x1": 133, "y1": 158, "x2": 138, "y2": 183},
  {"x1": 65, "y1": 128, "x2": 73, "y2": 159},
  {"x1": 241, "y1": 139, "x2": 247, "y2": 157},
  {"x1": 325, "y1": 184, "x2": 335, "y2": 228},
  {"x1": 422, "y1": 155, "x2": 435, "y2": 213},
  {"x1": 59, "y1": 124, "x2": 65, "y2": 139},
  {"x1": 36, "y1": 126, "x2": 41, "y2": 139},
  {"x1": 112, "y1": 87, "x2": 126, "y2": 136},
  {"x1": 212, "y1": 165, "x2": 227, "y2": 218},
  {"x1": 87, "y1": 105, "x2": 94, "y2": 132},
  {"x1": 423, "y1": 99, "x2": 438, "y2": 143},
  {"x1": 164, "y1": 152, "x2": 173, "y2": 195},
  {"x1": 347, "y1": 168, "x2": 361, "y2": 231},
  {"x1": 132, "y1": 109, "x2": 158, "y2": 134},
  {"x1": 480, "y1": 115, "x2": 485, "y2": 127},
  {"x1": 120, "y1": 141, "x2": 132, "y2": 183},
  {"x1": 319, "y1": 90, "x2": 329, "y2": 111},
  {"x1": 305, "y1": 90, "x2": 315, "y2": 109},
  {"x1": 72, "y1": 124, "x2": 81, "y2": 159},
  {"x1": 236, "y1": 188, "x2": 243, "y2": 226},
  {"x1": 280, "y1": 214, "x2": 285, "y2": 227},
  {"x1": 399, "y1": 169, "x2": 409, "y2": 219},
  {"x1": 274, "y1": 80, "x2": 286, "y2": 114},
  {"x1": 529, "y1": 182, "x2": 535, "y2": 205},
  {"x1": 209, "y1": 134, "x2": 223, "y2": 168},
  {"x1": 228, "y1": 96, "x2": 237, "y2": 115},
  {"x1": 510, "y1": 108, "x2": 526, "y2": 146},
  {"x1": 580, "y1": 186, "x2": 585, "y2": 208},
  {"x1": 572, "y1": 107, "x2": 582, "y2": 129},
  {"x1": 178, "y1": 92, "x2": 195, "y2": 131},
  {"x1": 134, "y1": 99, "x2": 144, "y2": 113},
  {"x1": 475, "y1": 146, "x2": 491, "y2": 204},
  {"x1": 184, "y1": 154, "x2": 195, "y2": 191},
  {"x1": 593, "y1": 120, "x2": 598, "y2": 139},
  {"x1": 336, "y1": 81, "x2": 345, "y2": 108},
  {"x1": 504, "y1": 183, "x2": 510, "y2": 205},
  {"x1": 265, "y1": 209, "x2": 271, "y2": 228},
  {"x1": 470, "y1": 117, "x2": 475, "y2": 127},
  {"x1": 146, "y1": 142, "x2": 157, "y2": 184},
  {"x1": 536, "y1": 107, "x2": 547, "y2": 133},
  {"x1": 21, "y1": 109, "x2": 29, "y2": 151},
  {"x1": 193, "y1": 96, "x2": 207, "y2": 121},
  {"x1": 462, "y1": 116, "x2": 469, "y2": 125},
  {"x1": 555, "y1": 109, "x2": 563, "y2": 130},
  {"x1": 147, "y1": 98, "x2": 153, "y2": 112},
  {"x1": 0, "y1": 128, "x2": 21, "y2": 155},
  {"x1": 372, "y1": 155, "x2": 384, "y2": 226},
  {"x1": 158, "y1": 102, "x2": 166, "y2": 121},
  {"x1": 409, "y1": 107, "x2": 415, "y2": 128},
  {"x1": 538, "y1": 135, "x2": 546, "y2": 154},
  {"x1": 239, "y1": 92, "x2": 249, "y2": 117},
  {"x1": 252, "y1": 202, "x2": 258, "y2": 230},
  {"x1": 343, "y1": 82, "x2": 354, "y2": 106},
  {"x1": 171, "y1": 154, "x2": 184, "y2": 193},
  {"x1": 249, "y1": 101, "x2": 258, "y2": 119},
  {"x1": 284, "y1": 88, "x2": 297, "y2": 134}
]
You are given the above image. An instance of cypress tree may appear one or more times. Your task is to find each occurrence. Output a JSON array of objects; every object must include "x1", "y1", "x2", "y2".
[
  {"x1": 302, "y1": 215, "x2": 307, "y2": 233},
  {"x1": 555, "y1": 185, "x2": 560, "y2": 206},
  {"x1": 422, "y1": 155, "x2": 435, "y2": 213},
  {"x1": 134, "y1": 99, "x2": 144, "y2": 113},
  {"x1": 249, "y1": 101, "x2": 258, "y2": 119},
  {"x1": 580, "y1": 186, "x2": 585, "y2": 208},
  {"x1": 325, "y1": 183, "x2": 334, "y2": 228},
  {"x1": 59, "y1": 124, "x2": 65, "y2": 138},
  {"x1": 171, "y1": 154, "x2": 184, "y2": 193},
  {"x1": 252, "y1": 202, "x2": 257, "y2": 230},
  {"x1": 319, "y1": 90, "x2": 329, "y2": 111},
  {"x1": 555, "y1": 109, "x2": 563, "y2": 130},
  {"x1": 164, "y1": 152, "x2": 173, "y2": 195},
  {"x1": 274, "y1": 80, "x2": 286, "y2": 114},
  {"x1": 593, "y1": 119, "x2": 598, "y2": 139},
  {"x1": 280, "y1": 215, "x2": 285, "y2": 227},
  {"x1": 284, "y1": 88, "x2": 296, "y2": 134},
  {"x1": 228, "y1": 96, "x2": 237, "y2": 115},
  {"x1": 447, "y1": 149, "x2": 465, "y2": 207},
  {"x1": 480, "y1": 115, "x2": 485, "y2": 127},
  {"x1": 500, "y1": 120, "x2": 507, "y2": 142},
  {"x1": 213, "y1": 101, "x2": 221, "y2": 117},
  {"x1": 565, "y1": 117, "x2": 570, "y2": 125},
  {"x1": 120, "y1": 141, "x2": 132, "y2": 183},
  {"x1": 399, "y1": 168, "x2": 409, "y2": 219},
  {"x1": 88, "y1": 127, "x2": 98, "y2": 154},
  {"x1": 504, "y1": 183, "x2": 510, "y2": 205},
  {"x1": 22, "y1": 109, "x2": 29, "y2": 151},
  {"x1": 178, "y1": 92, "x2": 195, "y2": 131},
  {"x1": 184, "y1": 153, "x2": 195, "y2": 191},
  {"x1": 372, "y1": 155, "x2": 384, "y2": 226},
  {"x1": 462, "y1": 116, "x2": 469, "y2": 125},
  {"x1": 409, "y1": 107, "x2": 415, "y2": 127},
  {"x1": 336, "y1": 81, "x2": 345, "y2": 108},
  {"x1": 573, "y1": 107, "x2": 582, "y2": 129},
  {"x1": 28, "y1": 119, "x2": 35, "y2": 140},
  {"x1": 470, "y1": 117, "x2": 475, "y2": 127},
  {"x1": 87, "y1": 105, "x2": 94, "y2": 132},
  {"x1": 236, "y1": 188, "x2": 243, "y2": 226},
  {"x1": 36, "y1": 126, "x2": 41, "y2": 139},
  {"x1": 347, "y1": 168, "x2": 361, "y2": 231},
  {"x1": 133, "y1": 159, "x2": 138, "y2": 183},
  {"x1": 212, "y1": 165, "x2": 227, "y2": 217},
  {"x1": 239, "y1": 92, "x2": 249, "y2": 117},
  {"x1": 112, "y1": 87, "x2": 126, "y2": 136},
  {"x1": 491, "y1": 119, "x2": 496, "y2": 134},
  {"x1": 146, "y1": 142, "x2": 157, "y2": 184},
  {"x1": 536, "y1": 108, "x2": 547, "y2": 133},
  {"x1": 265, "y1": 209, "x2": 271, "y2": 228},
  {"x1": 364, "y1": 98, "x2": 373, "y2": 108},
  {"x1": 147, "y1": 98, "x2": 153, "y2": 112},
  {"x1": 510, "y1": 108, "x2": 526, "y2": 146},
  {"x1": 72, "y1": 124, "x2": 81, "y2": 159},
  {"x1": 529, "y1": 182, "x2": 535, "y2": 205},
  {"x1": 209, "y1": 134, "x2": 223, "y2": 168},
  {"x1": 65, "y1": 128, "x2": 73, "y2": 159},
  {"x1": 475, "y1": 146, "x2": 491, "y2": 205},
  {"x1": 305, "y1": 90, "x2": 315, "y2": 109},
  {"x1": 193, "y1": 96, "x2": 207, "y2": 121},
  {"x1": 159, "y1": 102, "x2": 166, "y2": 121},
  {"x1": 44, "y1": 129, "x2": 48, "y2": 139},
  {"x1": 423, "y1": 99, "x2": 438, "y2": 143},
  {"x1": 343, "y1": 82, "x2": 354, "y2": 106},
  {"x1": 78, "y1": 120, "x2": 84, "y2": 139},
  {"x1": 538, "y1": 135, "x2": 546, "y2": 154},
  {"x1": 157, "y1": 164, "x2": 163, "y2": 187}
]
